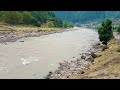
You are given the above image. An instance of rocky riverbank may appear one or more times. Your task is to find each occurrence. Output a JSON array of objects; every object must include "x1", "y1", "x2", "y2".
[
  {"x1": 45, "y1": 38, "x2": 120, "y2": 79},
  {"x1": 0, "y1": 28, "x2": 73, "y2": 44},
  {"x1": 45, "y1": 42, "x2": 102, "y2": 79}
]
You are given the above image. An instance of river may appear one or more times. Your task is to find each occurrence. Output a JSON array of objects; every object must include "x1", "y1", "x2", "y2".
[{"x1": 0, "y1": 27, "x2": 99, "y2": 79}]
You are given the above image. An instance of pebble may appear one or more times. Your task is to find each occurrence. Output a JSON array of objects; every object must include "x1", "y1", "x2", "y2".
[
  {"x1": 20, "y1": 40, "x2": 24, "y2": 42},
  {"x1": 32, "y1": 73, "x2": 36, "y2": 76},
  {"x1": 81, "y1": 71, "x2": 85, "y2": 74},
  {"x1": 72, "y1": 56, "x2": 75, "y2": 58}
]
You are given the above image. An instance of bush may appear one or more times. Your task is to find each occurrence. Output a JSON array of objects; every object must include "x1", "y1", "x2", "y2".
[
  {"x1": 69, "y1": 23, "x2": 74, "y2": 27},
  {"x1": 63, "y1": 21, "x2": 68, "y2": 28},
  {"x1": 22, "y1": 11, "x2": 34, "y2": 24},
  {"x1": 35, "y1": 21, "x2": 41, "y2": 27},
  {"x1": 98, "y1": 19, "x2": 113, "y2": 45},
  {"x1": 4, "y1": 11, "x2": 23, "y2": 24},
  {"x1": 48, "y1": 22, "x2": 54, "y2": 28},
  {"x1": 53, "y1": 18, "x2": 63, "y2": 27},
  {"x1": 63, "y1": 21, "x2": 74, "y2": 28},
  {"x1": 31, "y1": 18, "x2": 40, "y2": 26}
]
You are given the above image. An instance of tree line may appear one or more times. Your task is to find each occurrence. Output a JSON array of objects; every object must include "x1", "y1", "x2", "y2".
[
  {"x1": 54, "y1": 11, "x2": 120, "y2": 24},
  {"x1": 0, "y1": 11, "x2": 74, "y2": 28}
]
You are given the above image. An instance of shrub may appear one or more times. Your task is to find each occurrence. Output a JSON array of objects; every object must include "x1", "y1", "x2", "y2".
[
  {"x1": 22, "y1": 11, "x2": 34, "y2": 24},
  {"x1": 98, "y1": 19, "x2": 113, "y2": 45},
  {"x1": 4, "y1": 11, "x2": 23, "y2": 24},
  {"x1": 48, "y1": 22, "x2": 54, "y2": 28}
]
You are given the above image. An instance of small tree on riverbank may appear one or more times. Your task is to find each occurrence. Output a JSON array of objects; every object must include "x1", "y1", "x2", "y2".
[{"x1": 98, "y1": 19, "x2": 113, "y2": 45}]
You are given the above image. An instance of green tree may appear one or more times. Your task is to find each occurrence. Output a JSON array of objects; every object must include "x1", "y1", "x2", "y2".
[
  {"x1": 0, "y1": 11, "x2": 4, "y2": 21},
  {"x1": 22, "y1": 11, "x2": 34, "y2": 24},
  {"x1": 31, "y1": 11, "x2": 49, "y2": 24},
  {"x1": 53, "y1": 18, "x2": 63, "y2": 27},
  {"x1": 98, "y1": 19, "x2": 113, "y2": 45},
  {"x1": 63, "y1": 21, "x2": 68, "y2": 28},
  {"x1": 31, "y1": 18, "x2": 41, "y2": 26},
  {"x1": 4, "y1": 11, "x2": 23, "y2": 24},
  {"x1": 69, "y1": 23, "x2": 74, "y2": 27}
]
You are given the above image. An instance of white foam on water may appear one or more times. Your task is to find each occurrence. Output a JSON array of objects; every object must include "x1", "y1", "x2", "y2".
[
  {"x1": 21, "y1": 56, "x2": 39, "y2": 65},
  {"x1": 51, "y1": 64, "x2": 54, "y2": 66}
]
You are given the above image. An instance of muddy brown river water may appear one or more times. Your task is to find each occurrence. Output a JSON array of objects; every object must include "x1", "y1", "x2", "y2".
[{"x1": 0, "y1": 27, "x2": 99, "y2": 79}]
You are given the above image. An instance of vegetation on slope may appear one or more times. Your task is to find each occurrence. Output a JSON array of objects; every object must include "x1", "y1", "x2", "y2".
[
  {"x1": 80, "y1": 39, "x2": 120, "y2": 79},
  {"x1": 0, "y1": 11, "x2": 74, "y2": 28},
  {"x1": 54, "y1": 11, "x2": 120, "y2": 24},
  {"x1": 79, "y1": 20, "x2": 120, "y2": 79}
]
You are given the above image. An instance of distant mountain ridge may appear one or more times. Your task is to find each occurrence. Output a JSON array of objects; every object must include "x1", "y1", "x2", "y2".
[{"x1": 54, "y1": 11, "x2": 120, "y2": 24}]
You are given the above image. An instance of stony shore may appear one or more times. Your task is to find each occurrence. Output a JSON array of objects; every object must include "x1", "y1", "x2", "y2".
[
  {"x1": 0, "y1": 28, "x2": 73, "y2": 44},
  {"x1": 45, "y1": 42, "x2": 101, "y2": 79},
  {"x1": 45, "y1": 33, "x2": 120, "y2": 79}
]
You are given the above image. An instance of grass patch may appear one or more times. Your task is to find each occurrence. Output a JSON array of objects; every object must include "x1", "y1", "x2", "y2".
[{"x1": 0, "y1": 24, "x2": 62, "y2": 32}]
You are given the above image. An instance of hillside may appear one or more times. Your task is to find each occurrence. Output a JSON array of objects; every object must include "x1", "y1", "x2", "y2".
[
  {"x1": 0, "y1": 11, "x2": 73, "y2": 28},
  {"x1": 54, "y1": 11, "x2": 120, "y2": 24}
]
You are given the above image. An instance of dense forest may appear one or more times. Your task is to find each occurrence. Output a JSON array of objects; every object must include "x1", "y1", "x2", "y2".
[
  {"x1": 0, "y1": 11, "x2": 73, "y2": 28},
  {"x1": 2, "y1": 11, "x2": 120, "y2": 27},
  {"x1": 54, "y1": 11, "x2": 120, "y2": 24}
]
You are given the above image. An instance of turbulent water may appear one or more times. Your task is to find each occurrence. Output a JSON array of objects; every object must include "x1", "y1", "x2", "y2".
[{"x1": 0, "y1": 27, "x2": 99, "y2": 79}]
